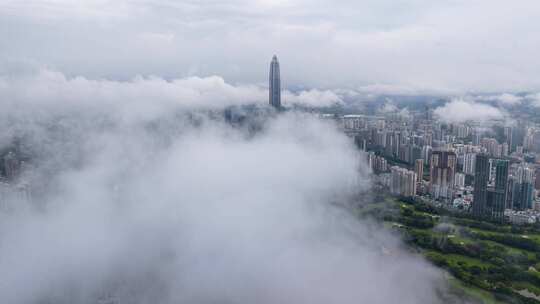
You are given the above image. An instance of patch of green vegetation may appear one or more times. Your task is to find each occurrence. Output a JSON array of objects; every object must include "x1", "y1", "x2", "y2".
[
  {"x1": 470, "y1": 230, "x2": 540, "y2": 252},
  {"x1": 528, "y1": 269, "x2": 540, "y2": 280},
  {"x1": 477, "y1": 239, "x2": 537, "y2": 261},
  {"x1": 362, "y1": 194, "x2": 540, "y2": 304},
  {"x1": 527, "y1": 234, "x2": 540, "y2": 243},
  {"x1": 448, "y1": 276, "x2": 506, "y2": 304},
  {"x1": 444, "y1": 254, "x2": 493, "y2": 268}
]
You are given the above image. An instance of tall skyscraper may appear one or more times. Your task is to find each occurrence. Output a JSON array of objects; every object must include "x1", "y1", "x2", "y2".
[
  {"x1": 422, "y1": 145, "x2": 432, "y2": 165},
  {"x1": 473, "y1": 154, "x2": 509, "y2": 220},
  {"x1": 488, "y1": 159, "x2": 508, "y2": 220},
  {"x1": 269, "y1": 55, "x2": 281, "y2": 109},
  {"x1": 509, "y1": 164, "x2": 534, "y2": 210},
  {"x1": 463, "y1": 152, "x2": 476, "y2": 175},
  {"x1": 414, "y1": 159, "x2": 424, "y2": 183},
  {"x1": 472, "y1": 130, "x2": 481, "y2": 146},
  {"x1": 504, "y1": 126, "x2": 513, "y2": 150},
  {"x1": 473, "y1": 154, "x2": 490, "y2": 217}
]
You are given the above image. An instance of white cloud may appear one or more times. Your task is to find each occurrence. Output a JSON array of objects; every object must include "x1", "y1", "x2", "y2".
[
  {"x1": 0, "y1": 103, "x2": 450, "y2": 303},
  {"x1": 377, "y1": 100, "x2": 411, "y2": 119},
  {"x1": 475, "y1": 93, "x2": 523, "y2": 106},
  {"x1": 379, "y1": 101, "x2": 398, "y2": 113},
  {"x1": 355, "y1": 83, "x2": 457, "y2": 96},
  {"x1": 0, "y1": 69, "x2": 344, "y2": 122},
  {"x1": 433, "y1": 98, "x2": 506, "y2": 123},
  {"x1": 283, "y1": 89, "x2": 343, "y2": 107},
  {"x1": 0, "y1": 65, "x2": 463, "y2": 303},
  {"x1": 495, "y1": 93, "x2": 523, "y2": 105}
]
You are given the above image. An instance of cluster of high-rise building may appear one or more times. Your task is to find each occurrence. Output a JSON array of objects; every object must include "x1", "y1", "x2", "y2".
[
  {"x1": 480, "y1": 138, "x2": 509, "y2": 158},
  {"x1": 332, "y1": 107, "x2": 540, "y2": 224},
  {"x1": 389, "y1": 166, "x2": 417, "y2": 197},
  {"x1": 429, "y1": 150, "x2": 457, "y2": 199},
  {"x1": 271, "y1": 55, "x2": 537, "y2": 224},
  {"x1": 507, "y1": 163, "x2": 535, "y2": 210},
  {"x1": 367, "y1": 152, "x2": 388, "y2": 174}
]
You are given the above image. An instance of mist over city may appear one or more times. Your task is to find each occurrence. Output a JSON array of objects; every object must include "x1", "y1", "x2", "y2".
[{"x1": 1, "y1": 1, "x2": 540, "y2": 304}]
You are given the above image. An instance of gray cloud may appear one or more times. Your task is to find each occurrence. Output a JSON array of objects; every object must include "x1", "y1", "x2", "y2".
[{"x1": 1, "y1": 1, "x2": 540, "y2": 92}]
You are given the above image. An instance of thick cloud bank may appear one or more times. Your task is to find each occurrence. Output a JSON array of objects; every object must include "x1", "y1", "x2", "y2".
[
  {"x1": 0, "y1": 75, "x2": 452, "y2": 304},
  {"x1": 0, "y1": 69, "x2": 342, "y2": 116}
]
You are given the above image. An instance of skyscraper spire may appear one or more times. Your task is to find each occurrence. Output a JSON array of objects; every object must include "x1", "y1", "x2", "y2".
[{"x1": 269, "y1": 55, "x2": 281, "y2": 109}]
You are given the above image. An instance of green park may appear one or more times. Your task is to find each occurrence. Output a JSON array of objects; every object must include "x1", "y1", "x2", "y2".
[{"x1": 357, "y1": 194, "x2": 540, "y2": 304}]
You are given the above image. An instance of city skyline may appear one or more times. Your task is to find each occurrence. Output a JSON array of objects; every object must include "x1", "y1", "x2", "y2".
[{"x1": 2, "y1": 2, "x2": 540, "y2": 304}]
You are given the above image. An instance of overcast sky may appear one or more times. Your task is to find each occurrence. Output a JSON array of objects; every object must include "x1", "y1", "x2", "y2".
[{"x1": 1, "y1": 0, "x2": 540, "y2": 94}]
